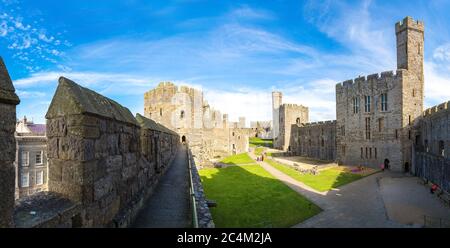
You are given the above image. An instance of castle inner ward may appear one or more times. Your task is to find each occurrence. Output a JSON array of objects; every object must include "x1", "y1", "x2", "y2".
[{"x1": 0, "y1": 16, "x2": 449, "y2": 228}]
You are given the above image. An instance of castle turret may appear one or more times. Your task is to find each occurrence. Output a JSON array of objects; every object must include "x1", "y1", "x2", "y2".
[
  {"x1": 396, "y1": 16, "x2": 424, "y2": 82},
  {"x1": 272, "y1": 91, "x2": 282, "y2": 139}
]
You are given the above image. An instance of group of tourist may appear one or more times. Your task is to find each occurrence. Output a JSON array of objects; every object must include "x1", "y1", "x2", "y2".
[{"x1": 256, "y1": 153, "x2": 265, "y2": 162}]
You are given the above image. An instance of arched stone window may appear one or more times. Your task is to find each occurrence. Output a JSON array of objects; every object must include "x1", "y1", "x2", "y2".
[
  {"x1": 180, "y1": 110, "x2": 185, "y2": 119},
  {"x1": 160, "y1": 108, "x2": 163, "y2": 116},
  {"x1": 296, "y1": 118, "x2": 301, "y2": 125}
]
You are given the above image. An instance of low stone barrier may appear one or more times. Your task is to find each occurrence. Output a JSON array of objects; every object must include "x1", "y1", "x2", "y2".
[
  {"x1": 11, "y1": 77, "x2": 180, "y2": 227},
  {"x1": 188, "y1": 148, "x2": 215, "y2": 228}
]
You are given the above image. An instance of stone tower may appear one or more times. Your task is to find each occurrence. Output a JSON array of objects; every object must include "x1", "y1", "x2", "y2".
[
  {"x1": 396, "y1": 16, "x2": 425, "y2": 170},
  {"x1": 272, "y1": 91, "x2": 282, "y2": 140},
  {"x1": 336, "y1": 17, "x2": 425, "y2": 172},
  {"x1": 396, "y1": 16, "x2": 424, "y2": 80},
  {"x1": 238, "y1": 117, "x2": 246, "y2": 128},
  {"x1": 396, "y1": 16, "x2": 425, "y2": 105}
]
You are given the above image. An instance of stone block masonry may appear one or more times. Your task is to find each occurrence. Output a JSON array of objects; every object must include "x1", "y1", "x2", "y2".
[
  {"x1": 0, "y1": 57, "x2": 20, "y2": 227},
  {"x1": 290, "y1": 121, "x2": 337, "y2": 161},
  {"x1": 7, "y1": 77, "x2": 181, "y2": 228}
]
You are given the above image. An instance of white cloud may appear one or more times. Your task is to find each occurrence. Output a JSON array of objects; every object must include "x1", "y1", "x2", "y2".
[
  {"x1": 304, "y1": 0, "x2": 395, "y2": 71},
  {"x1": 433, "y1": 43, "x2": 450, "y2": 62},
  {"x1": 0, "y1": 1, "x2": 69, "y2": 72},
  {"x1": 424, "y1": 61, "x2": 450, "y2": 108},
  {"x1": 228, "y1": 6, "x2": 274, "y2": 20},
  {"x1": 16, "y1": 90, "x2": 46, "y2": 98}
]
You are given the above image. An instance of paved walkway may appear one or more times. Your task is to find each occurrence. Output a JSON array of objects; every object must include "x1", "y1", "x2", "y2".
[
  {"x1": 253, "y1": 152, "x2": 450, "y2": 227},
  {"x1": 249, "y1": 153, "x2": 406, "y2": 227},
  {"x1": 131, "y1": 146, "x2": 191, "y2": 228},
  {"x1": 380, "y1": 176, "x2": 450, "y2": 226}
]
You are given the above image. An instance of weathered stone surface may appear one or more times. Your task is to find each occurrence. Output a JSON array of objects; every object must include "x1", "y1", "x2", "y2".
[
  {"x1": 68, "y1": 125, "x2": 100, "y2": 139},
  {"x1": 142, "y1": 83, "x2": 250, "y2": 165},
  {"x1": 335, "y1": 17, "x2": 424, "y2": 171},
  {"x1": 43, "y1": 77, "x2": 181, "y2": 227},
  {"x1": 14, "y1": 192, "x2": 80, "y2": 228},
  {"x1": 0, "y1": 57, "x2": 20, "y2": 105},
  {"x1": 274, "y1": 103, "x2": 309, "y2": 151},
  {"x1": 0, "y1": 58, "x2": 19, "y2": 227},
  {"x1": 290, "y1": 121, "x2": 337, "y2": 161},
  {"x1": 46, "y1": 77, "x2": 138, "y2": 126}
]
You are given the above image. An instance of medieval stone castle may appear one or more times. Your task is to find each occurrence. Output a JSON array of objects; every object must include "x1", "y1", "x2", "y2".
[
  {"x1": 144, "y1": 82, "x2": 250, "y2": 166},
  {"x1": 272, "y1": 17, "x2": 449, "y2": 186},
  {"x1": 0, "y1": 16, "x2": 448, "y2": 228}
]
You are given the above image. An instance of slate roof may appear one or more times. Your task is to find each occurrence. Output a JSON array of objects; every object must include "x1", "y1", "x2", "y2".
[{"x1": 28, "y1": 124, "x2": 46, "y2": 134}]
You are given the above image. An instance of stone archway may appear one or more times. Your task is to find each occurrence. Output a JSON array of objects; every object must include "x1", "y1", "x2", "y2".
[{"x1": 182, "y1": 135, "x2": 186, "y2": 143}]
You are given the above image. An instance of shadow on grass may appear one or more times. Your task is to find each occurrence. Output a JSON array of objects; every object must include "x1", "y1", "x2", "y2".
[
  {"x1": 249, "y1": 138, "x2": 273, "y2": 148},
  {"x1": 199, "y1": 164, "x2": 322, "y2": 228}
]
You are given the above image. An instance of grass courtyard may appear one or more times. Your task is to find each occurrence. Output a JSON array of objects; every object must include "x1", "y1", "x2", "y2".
[
  {"x1": 249, "y1": 137, "x2": 273, "y2": 148},
  {"x1": 220, "y1": 153, "x2": 254, "y2": 165},
  {"x1": 254, "y1": 147, "x2": 265, "y2": 156},
  {"x1": 265, "y1": 159, "x2": 371, "y2": 192},
  {"x1": 199, "y1": 155, "x2": 321, "y2": 227}
]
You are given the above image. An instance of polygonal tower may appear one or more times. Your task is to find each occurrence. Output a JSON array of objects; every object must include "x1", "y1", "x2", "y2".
[{"x1": 272, "y1": 91, "x2": 282, "y2": 140}]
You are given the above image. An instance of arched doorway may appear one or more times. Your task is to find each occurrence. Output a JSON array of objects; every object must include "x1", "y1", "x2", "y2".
[{"x1": 181, "y1": 135, "x2": 186, "y2": 143}]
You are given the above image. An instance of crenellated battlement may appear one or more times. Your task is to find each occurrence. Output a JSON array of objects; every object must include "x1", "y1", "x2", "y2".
[
  {"x1": 395, "y1": 16, "x2": 424, "y2": 33},
  {"x1": 281, "y1": 103, "x2": 308, "y2": 109},
  {"x1": 157, "y1": 81, "x2": 176, "y2": 88},
  {"x1": 302, "y1": 120, "x2": 336, "y2": 127},
  {"x1": 423, "y1": 101, "x2": 450, "y2": 117},
  {"x1": 336, "y1": 70, "x2": 405, "y2": 90}
]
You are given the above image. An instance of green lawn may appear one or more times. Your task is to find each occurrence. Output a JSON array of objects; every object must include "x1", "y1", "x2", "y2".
[
  {"x1": 249, "y1": 137, "x2": 273, "y2": 148},
  {"x1": 265, "y1": 159, "x2": 364, "y2": 192},
  {"x1": 254, "y1": 147, "x2": 265, "y2": 156},
  {"x1": 220, "y1": 153, "x2": 254, "y2": 165},
  {"x1": 199, "y1": 164, "x2": 322, "y2": 227}
]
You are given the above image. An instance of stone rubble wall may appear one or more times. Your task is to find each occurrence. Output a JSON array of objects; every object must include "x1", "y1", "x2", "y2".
[
  {"x1": 290, "y1": 121, "x2": 337, "y2": 161},
  {"x1": 276, "y1": 103, "x2": 309, "y2": 151},
  {"x1": 414, "y1": 151, "x2": 450, "y2": 198},
  {"x1": 0, "y1": 102, "x2": 19, "y2": 227},
  {"x1": 10, "y1": 77, "x2": 180, "y2": 228},
  {"x1": 0, "y1": 57, "x2": 20, "y2": 227},
  {"x1": 188, "y1": 148, "x2": 214, "y2": 228}
]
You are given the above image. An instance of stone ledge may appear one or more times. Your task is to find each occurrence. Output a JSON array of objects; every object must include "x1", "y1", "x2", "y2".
[{"x1": 14, "y1": 191, "x2": 81, "y2": 228}]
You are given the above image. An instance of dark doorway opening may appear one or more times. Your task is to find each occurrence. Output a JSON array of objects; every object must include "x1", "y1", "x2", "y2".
[
  {"x1": 404, "y1": 162, "x2": 410, "y2": 173},
  {"x1": 71, "y1": 214, "x2": 82, "y2": 228},
  {"x1": 384, "y1": 158, "x2": 390, "y2": 170},
  {"x1": 182, "y1": 135, "x2": 186, "y2": 143}
]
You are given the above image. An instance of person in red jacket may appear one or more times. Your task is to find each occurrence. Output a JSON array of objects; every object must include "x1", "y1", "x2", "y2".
[{"x1": 430, "y1": 184, "x2": 438, "y2": 194}]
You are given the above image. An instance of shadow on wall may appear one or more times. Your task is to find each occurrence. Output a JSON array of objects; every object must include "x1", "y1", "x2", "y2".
[{"x1": 198, "y1": 164, "x2": 322, "y2": 228}]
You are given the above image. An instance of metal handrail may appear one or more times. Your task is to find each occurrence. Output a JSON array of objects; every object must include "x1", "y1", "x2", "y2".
[{"x1": 186, "y1": 143, "x2": 199, "y2": 228}]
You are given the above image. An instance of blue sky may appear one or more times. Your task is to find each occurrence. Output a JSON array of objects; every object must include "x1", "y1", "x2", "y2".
[{"x1": 1, "y1": 0, "x2": 450, "y2": 125}]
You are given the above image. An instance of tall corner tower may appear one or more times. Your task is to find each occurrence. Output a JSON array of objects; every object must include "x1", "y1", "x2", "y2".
[
  {"x1": 395, "y1": 16, "x2": 425, "y2": 171},
  {"x1": 272, "y1": 91, "x2": 282, "y2": 139},
  {"x1": 396, "y1": 16, "x2": 425, "y2": 86},
  {"x1": 396, "y1": 16, "x2": 425, "y2": 114}
]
